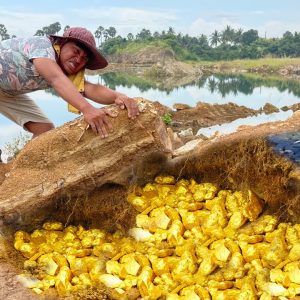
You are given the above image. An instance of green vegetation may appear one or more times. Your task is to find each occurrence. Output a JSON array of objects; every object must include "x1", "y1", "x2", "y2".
[
  {"x1": 1, "y1": 22, "x2": 299, "y2": 61},
  {"x1": 197, "y1": 57, "x2": 300, "y2": 70},
  {"x1": 100, "y1": 71, "x2": 300, "y2": 98},
  {"x1": 162, "y1": 113, "x2": 173, "y2": 125},
  {"x1": 98, "y1": 26, "x2": 300, "y2": 62},
  {"x1": 101, "y1": 72, "x2": 157, "y2": 92}
]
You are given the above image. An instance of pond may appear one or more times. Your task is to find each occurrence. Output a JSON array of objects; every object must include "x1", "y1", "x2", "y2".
[{"x1": 1, "y1": 72, "x2": 300, "y2": 154}]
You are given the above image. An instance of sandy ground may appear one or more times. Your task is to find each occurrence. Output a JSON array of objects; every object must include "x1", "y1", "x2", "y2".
[{"x1": 0, "y1": 261, "x2": 39, "y2": 300}]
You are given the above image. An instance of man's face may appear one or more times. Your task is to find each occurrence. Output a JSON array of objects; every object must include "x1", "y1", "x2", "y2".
[{"x1": 59, "y1": 42, "x2": 88, "y2": 75}]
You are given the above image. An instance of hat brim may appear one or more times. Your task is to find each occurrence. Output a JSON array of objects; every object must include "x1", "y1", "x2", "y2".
[{"x1": 49, "y1": 35, "x2": 108, "y2": 70}]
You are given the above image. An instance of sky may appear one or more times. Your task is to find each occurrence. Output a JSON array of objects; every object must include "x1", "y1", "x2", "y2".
[
  {"x1": 1, "y1": 0, "x2": 300, "y2": 39},
  {"x1": 0, "y1": 0, "x2": 300, "y2": 156}
]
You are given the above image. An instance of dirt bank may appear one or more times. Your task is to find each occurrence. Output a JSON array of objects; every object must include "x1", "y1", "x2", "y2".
[{"x1": 104, "y1": 50, "x2": 300, "y2": 80}]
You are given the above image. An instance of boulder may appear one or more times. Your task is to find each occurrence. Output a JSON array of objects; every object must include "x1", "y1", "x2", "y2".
[{"x1": 0, "y1": 99, "x2": 172, "y2": 230}]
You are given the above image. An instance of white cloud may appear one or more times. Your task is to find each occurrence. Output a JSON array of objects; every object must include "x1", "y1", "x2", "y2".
[
  {"x1": 187, "y1": 17, "x2": 246, "y2": 37},
  {"x1": 258, "y1": 21, "x2": 300, "y2": 38},
  {"x1": 187, "y1": 16, "x2": 300, "y2": 38},
  {"x1": 70, "y1": 7, "x2": 177, "y2": 36},
  {"x1": 0, "y1": 8, "x2": 63, "y2": 37}
]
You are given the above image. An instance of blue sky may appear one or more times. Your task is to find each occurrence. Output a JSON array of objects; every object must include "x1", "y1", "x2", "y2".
[{"x1": 1, "y1": 0, "x2": 300, "y2": 38}]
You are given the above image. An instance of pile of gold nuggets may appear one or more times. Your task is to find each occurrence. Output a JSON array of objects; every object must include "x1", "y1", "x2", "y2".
[{"x1": 14, "y1": 176, "x2": 300, "y2": 299}]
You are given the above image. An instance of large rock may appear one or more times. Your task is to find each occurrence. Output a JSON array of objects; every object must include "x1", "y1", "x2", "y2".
[{"x1": 0, "y1": 99, "x2": 172, "y2": 229}]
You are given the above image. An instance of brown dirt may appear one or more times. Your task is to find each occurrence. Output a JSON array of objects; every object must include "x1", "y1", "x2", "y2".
[
  {"x1": 170, "y1": 101, "x2": 258, "y2": 134},
  {"x1": 0, "y1": 162, "x2": 11, "y2": 185},
  {"x1": 107, "y1": 47, "x2": 175, "y2": 64}
]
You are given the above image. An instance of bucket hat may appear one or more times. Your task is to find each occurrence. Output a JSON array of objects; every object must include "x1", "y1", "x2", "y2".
[{"x1": 50, "y1": 27, "x2": 108, "y2": 70}]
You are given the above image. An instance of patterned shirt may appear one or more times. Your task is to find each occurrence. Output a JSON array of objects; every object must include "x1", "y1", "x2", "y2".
[{"x1": 0, "y1": 36, "x2": 56, "y2": 95}]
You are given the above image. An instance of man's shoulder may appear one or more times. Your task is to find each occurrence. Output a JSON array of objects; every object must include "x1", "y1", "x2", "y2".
[
  {"x1": 1, "y1": 36, "x2": 52, "y2": 51},
  {"x1": 26, "y1": 36, "x2": 52, "y2": 47}
]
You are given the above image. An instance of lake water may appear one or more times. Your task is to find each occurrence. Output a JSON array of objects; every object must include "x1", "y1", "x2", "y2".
[{"x1": 1, "y1": 72, "x2": 300, "y2": 156}]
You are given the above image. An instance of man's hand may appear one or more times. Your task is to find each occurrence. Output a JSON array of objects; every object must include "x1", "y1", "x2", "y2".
[
  {"x1": 114, "y1": 94, "x2": 139, "y2": 119},
  {"x1": 82, "y1": 106, "x2": 115, "y2": 138}
]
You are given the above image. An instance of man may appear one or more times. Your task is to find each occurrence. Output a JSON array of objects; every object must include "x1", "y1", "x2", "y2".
[{"x1": 0, "y1": 27, "x2": 139, "y2": 138}]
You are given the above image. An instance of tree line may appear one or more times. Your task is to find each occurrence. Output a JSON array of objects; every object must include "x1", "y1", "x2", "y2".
[
  {"x1": 1, "y1": 22, "x2": 300, "y2": 61},
  {"x1": 100, "y1": 25, "x2": 300, "y2": 61}
]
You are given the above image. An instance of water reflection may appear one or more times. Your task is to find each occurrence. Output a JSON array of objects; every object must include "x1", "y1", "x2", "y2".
[
  {"x1": 100, "y1": 72, "x2": 300, "y2": 99},
  {"x1": 2, "y1": 71, "x2": 300, "y2": 150}
]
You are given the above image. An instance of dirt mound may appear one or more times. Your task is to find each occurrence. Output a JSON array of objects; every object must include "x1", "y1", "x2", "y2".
[
  {"x1": 108, "y1": 46, "x2": 175, "y2": 64},
  {"x1": 170, "y1": 102, "x2": 258, "y2": 134},
  {"x1": 0, "y1": 99, "x2": 172, "y2": 230}
]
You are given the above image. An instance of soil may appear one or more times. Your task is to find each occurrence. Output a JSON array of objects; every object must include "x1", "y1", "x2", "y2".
[
  {"x1": 170, "y1": 102, "x2": 258, "y2": 135},
  {"x1": 0, "y1": 261, "x2": 39, "y2": 300},
  {"x1": 103, "y1": 51, "x2": 300, "y2": 80}
]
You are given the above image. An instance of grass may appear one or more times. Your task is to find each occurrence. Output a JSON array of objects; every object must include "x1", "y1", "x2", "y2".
[
  {"x1": 196, "y1": 57, "x2": 300, "y2": 70},
  {"x1": 117, "y1": 40, "x2": 170, "y2": 54}
]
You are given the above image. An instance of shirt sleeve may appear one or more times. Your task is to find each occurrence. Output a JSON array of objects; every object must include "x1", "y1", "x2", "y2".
[{"x1": 27, "y1": 36, "x2": 56, "y2": 62}]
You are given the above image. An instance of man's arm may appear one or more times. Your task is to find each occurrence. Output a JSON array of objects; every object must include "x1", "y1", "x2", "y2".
[
  {"x1": 84, "y1": 81, "x2": 139, "y2": 119},
  {"x1": 84, "y1": 81, "x2": 119, "y2": 105},
  {"x1": 33, "y1": 58, "x2": 113, "y2": 137}
]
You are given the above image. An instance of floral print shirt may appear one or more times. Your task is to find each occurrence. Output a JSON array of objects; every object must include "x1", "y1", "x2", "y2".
[{"x1": 0, "y1": 36, "x2": 56, "y2": 95}]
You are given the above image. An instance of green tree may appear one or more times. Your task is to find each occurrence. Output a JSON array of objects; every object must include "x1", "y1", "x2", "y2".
[
  {"x1": 241, "y1": 29, "x2": 259, "y2": 45},
  {"x1": 167, "y1": 27, "x2": 175, "y2": 36},
  {"x1": 198, "y1": 34, "x2": 209, "y2": 48},
  {"x1": 64, "y1": 25, "x2": 70, "y2": 32},
  {"x1": 0, "y1": 24, "x2": 10, "y2": 41},
  {"x1": 233, "y1": 28, "x2": 243, "y2": 45},
  {"x1": 106, "y1": 26, "x2": 117, "y2": 39},
  {"x1": 34, "y1": 29, "x2": 44, "y2": 36},
  {"x1": 103, "y1": 30, "x2": 109, "y2": 42},
  {"x1": 50, "y1": 22, "x2": 61, "y2": 34},
  {"x1": 221, "y1": 25, "x2": 235, "y2": 45},
  {"x1": 210, "y1": 30, "x2": 220, "y2": 47},
  {"x1": 42, "y1": 22, "x2": 61, "y2": 35},
  {"x1": 95, "y1": 26, "x2": 104, "y2": 45},
  {"x1": 136, "y1": 29, "x2": 152, "y2": 40},
  {"x1": 127, "y1": 33, "x2": 134, "y2": 41},
  {"x1": 283, "y1": 31, "x2": 293, "y2": 39},
  {"x1": 153, "y1": 31, "x2": 160, "y2": 38}
]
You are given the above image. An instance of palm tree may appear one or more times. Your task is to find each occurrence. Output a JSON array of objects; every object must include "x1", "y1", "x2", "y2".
[
  {"x1": 64, "y1": 25, "x2": 70, "y2": 32},
  {"x1": 127, "y1": 33, "x2": 134, "y2": 41},
  {"x1": 50, "y1": 22, "x2": 61, "y2": 35},
  {"x1": 41, "y1": 22, "x2": 61, "y2": 35},
  {"x1": 199, "y1": 34, "x2": 209, "y2": 48},
  {"x1": 94, "y1": 26, "x2": 104, "y2": 46},
  {"x1": 103, "y1": 30, "x2": 109, "y2": 42},
  {"x1": 136, "y1": 29, "x2": 151, "y2": 40},
  {"x1": 153, "y1": 31, "x2": 160, "y2": 38},
  {"x1": 106, "y1": 26, "x2": 117, "y2": 39},
  {"x1": 234, "y1": 28, "x2": 243, "y2": 45},
  {"x1": 221, "y1": 25, "x2": 235, "y2": 45},
  {"x1": 210, "y1": 30, "x2": 220, "y2": 47},
  {"x1": 167, "y1": 27, "x2": 175, "y2": 36}
]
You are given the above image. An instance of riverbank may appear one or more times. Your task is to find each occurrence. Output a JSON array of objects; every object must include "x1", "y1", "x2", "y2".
[
  {"x1": 96, "y1": 57, "x2": 300, "y2": 81},
  {"x1": 197, "y1": 57, "x2": 300, "y2": 78}
]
